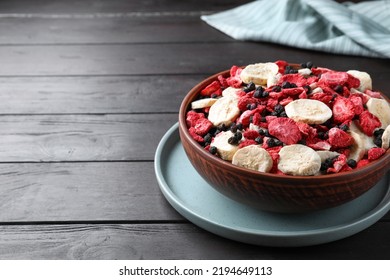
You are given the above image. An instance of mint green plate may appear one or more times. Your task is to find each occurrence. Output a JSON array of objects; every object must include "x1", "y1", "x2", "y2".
[{"x1": 154, "y1": 123, "x2": 390, "y2": 247}]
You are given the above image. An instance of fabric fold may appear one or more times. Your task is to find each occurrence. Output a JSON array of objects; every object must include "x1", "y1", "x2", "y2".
[{"x1": 201, "y1": 0, "x2": 390, "y2": 58}]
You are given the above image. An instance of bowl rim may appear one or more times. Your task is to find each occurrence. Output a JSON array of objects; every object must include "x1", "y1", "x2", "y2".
[{"x1": 179, "y1": 66, "x2": 390, "y2": 184}]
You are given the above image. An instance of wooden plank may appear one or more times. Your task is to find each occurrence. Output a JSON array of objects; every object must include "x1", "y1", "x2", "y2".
[
  {"x1": 0, "y1": 0, "x2": 251, "y2": 13},
  {"x1": 0, "y1": 114, "x2": 177, "y2": 162},
  {"x1": 0, "y1": 73, "x2": 387, "y2": 116},
  {"x1": 0, "y1": 222, "x2": 388, "y2": 259},
  {"x1": 0, "y1": 161, "x2": 387, "y2": 222},
  {"x1": 0, "y1": 17, "x2": 233, "y2": 45},
  {"x1": 0, "y1": 43, "x2": 388, "y2": 77},
  {"x1": 0, "y1": 75, "x2": 202, "y2": 114},
  {"x1": 0, "y1": 162, "x2": 183, "y2": 222}
]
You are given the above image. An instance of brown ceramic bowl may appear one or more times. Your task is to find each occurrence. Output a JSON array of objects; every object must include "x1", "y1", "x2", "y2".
[{"x1": 179, "y1": 67, "x2": 390, "y2": 213}]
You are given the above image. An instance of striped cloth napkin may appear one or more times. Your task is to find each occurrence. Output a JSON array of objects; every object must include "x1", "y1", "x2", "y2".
[{"x1": 201, "y1": 0, "x2": 390, "y2": 58}]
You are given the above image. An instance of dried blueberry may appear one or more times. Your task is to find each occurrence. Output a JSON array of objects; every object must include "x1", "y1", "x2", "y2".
[
  {"x1": 234, "y1": 131, "x2": 242, "y2": 141},
  {"x1": 236, "y1": 123, "x2": 243, "y2": 130},
  {"x1": 255, "y1": 137, "x2": 263, "y2": 144},
  {"x1": 282, "y1": 81, "x2": 291, "y2": 89},
  {"x1": 339, "y1": 124, "x2": 349, "y2": 131},
  {"x1": 209, "y1": 146, "x2": 217, "y2": 155},
  {"x1": 334, "y1": 85, "x2": 343, "y2": 94},
  {"x1": 254, "y1": 86, "x2": 264, "y2": 98},
  {"x1": 347, "y1": 159, "x2": 357, "y2": 168},
  {"x1": 267, "y1": 138, "x2": 277, "y2": 147},
  {"x1": 243, "y1": 82, "x2": 256, "y2": 93},
  {"x1": 228, "y1": 136, "x2": 239, "y2": 145},
  {"x1": 203, "y1": 133, "x2": 212, "y2": 143}
]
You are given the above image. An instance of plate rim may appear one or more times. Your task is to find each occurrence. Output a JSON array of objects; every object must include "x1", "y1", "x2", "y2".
[{"x1": 154, "y1": 123, "x2": 390, "y2": 246}]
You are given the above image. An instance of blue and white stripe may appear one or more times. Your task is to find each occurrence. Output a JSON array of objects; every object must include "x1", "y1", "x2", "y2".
[{"x1": 201, "y1": 0, "x2": 390, "y2": 58}]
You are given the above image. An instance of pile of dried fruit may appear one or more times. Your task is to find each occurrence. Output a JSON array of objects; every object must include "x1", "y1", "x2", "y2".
[{"x1": 186, "y1": 61, "x2": 390, "y2": 176}]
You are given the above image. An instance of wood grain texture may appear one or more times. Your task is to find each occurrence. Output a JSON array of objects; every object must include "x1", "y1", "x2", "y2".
[
  {"x1": 0, "y1": 0, "x2": 252, "y2": 13},
  {"x1": 0, "y1": 114, "x2": 177, "y2": 162},
  {"x1": 0, "y1": 17, "x2": 232, "y2": 45},
  {"x1": 0, "y1": 75, "x2": 202, "y2": 114},
  {"x1": 0, "y1": 43, "x2": 388, "y2": 77},
  {"x1": 0, "y1": 162, "x2": 183, "y2": 222},
  {"x1": 0, "y1": 222, "x2": 388, "y2": 260}
]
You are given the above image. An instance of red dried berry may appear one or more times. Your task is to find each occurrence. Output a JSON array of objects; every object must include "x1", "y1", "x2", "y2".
[
  {"x1": 186, "y1": 111, "x2": 205, "y2": 127},
  {"x1": 200, "y1": 80, "x2": 221, "y2": 96},
  {"x1": 226, "y1": 65, "x2": 243, "y2": 88},
  {"x1": 332, "y1": 96, "x2": 355, "y2": 124},
  {"x1": 238, "y1": 139, "x2": 257, "y2": 148},
  {"x1": 275, "y1": 60, "x2": 288, "y2": 74},
  {"x1": 364, "y1": 90, "x2": 382, "y2": 99},
  {"x1": 367, "y1": 147, "x2": 386, "y2": 161},
  {"x1": 279, "y1": 97, "x2": 294, "y2": 106},
  {"x1": 328, "y1": 127, "x2": 354, "y2": 148},
  {"x1": 193, "y1": 118, "x2": 213, "y2": 136},
  {"x1": 268, "y1": 117, "x2": 302, "y2": 145},
  {"x1": 358, "y1": 111, "x2": 382, "y2": 136},
  {"x1": 237, "y1": 96, "x2": 258, "y2": 111},
  {"x1": 310, "y1": 92, "x2": 334, "y2": 106},
  {"x1": 188, "y1": 127, "x2": 204, "y2": 143},
  {"x1": 347, "y1": 74, "x2": 361, "y2": 89},
  {"x1": 319, "y1": 71, "x2": 349, "y2": 87},
  {"x1": 217, "y1": 75, "x2": 228, "y2": 88},
  {"x1": 281, "y1": 87, "x2": 305, "y2": 97},
  {"x1": 243, "y1": 130, "x2": 260, "y2": 140},
  {"x1": 357, "y1": 159, "x2": 370, "y2": 168},
  {"x1": 327, "y1": 154, "x2": 348, "y2": 173},
  {"x1": 278, "y1": 74, "x2": 307, "y2": 87},
  {"x1": 349, "y1": 94, "x2": 364, "y2": 115}
]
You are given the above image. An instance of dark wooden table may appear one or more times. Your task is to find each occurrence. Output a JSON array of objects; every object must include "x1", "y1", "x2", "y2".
[{"x1": 0, "y1": 0, "x2": 388, "y2": 260}]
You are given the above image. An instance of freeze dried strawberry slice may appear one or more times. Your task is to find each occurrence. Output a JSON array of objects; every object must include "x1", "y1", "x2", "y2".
[
  {"x1": 268, "y1": 117, "x2": 302, "y2": 145},
  {"x1": 226, "y1": 65, "x2": 243, "y2": 88},
  {"x1": 193, "y1": 118, "x2": 213, "y2": 136},
  {"x1": 332, "y1": 96, "x2": 355, "y2": 124},
  {"x1": 358, "y1": 111, "x2": 381, "y2": 136},
  {"x1": 347, "y1": 74, "x2": 360, "y2": 89},
  {"x1": 367, "y1": 147, "x2": 386, "y2": 161},
  {"x1": 252, "y1": 112, "x2": 262, "y2": 126},
  {"x1": 238, "y1": 139, "x2": 257, "y2": 148},
  {"x1": 278, "y1": 74, "x2": 307, "y2": 87},
  {"x1": 310, "y1": 92, "x2": 334, "y2": 106},
  {"x1": 311, "y1": 67, "x2": 332, "y2": 76},
  {"x1": 319, "y1": 71, "x2": 349, "y2": 87},
  {"x1": 217, "y1": 75, "x2": 228, "y2": 88},
  {"x1": 237, "y1": 96, "x2": 258, "y2": 111},
  {"x1": 243, "y1": 129, "x2": 260, "y2": 140},
  {"x1": 357, "y1": 159, "x2": 370, "y2": 168},
  {"x1": 281, "y1": 87, "x2": 305, "y2": 97},
  {"x1": 275, "y1": 60, "x2": 288, "y2": 74},
  {"x1": 328, "y1": 127, "x2": 354, "y2": 148},
  {"x1": 349, "y1": 94, "x2": 364, "y2": 115},
  {"x1": 327, "y1": 154, "x2": 347, "y2": 173},
  {"x1": 279, "y1": 97, "x2": 294, "y2": 106},
  {"x1": 200, "y1": 80, "x2": 221, "y2": 96},
  {"x1": 186, "y1": 111, "x2": 205, "y2": 127},
  {"x1": 189, "y1": 127, "x2": 204, "y2": 143},
  {"x1": 364, "y1": 90, "x2": 382, "y2": 99}
]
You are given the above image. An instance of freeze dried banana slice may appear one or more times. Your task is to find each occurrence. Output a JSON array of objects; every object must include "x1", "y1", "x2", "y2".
[
  {"x1": 211, "y1": 131, "x2": 239, "y2": 161},
  {"x1": 278, "y1": 144, "x2": 321, "y2": 176},
  {"x1": 191, "y1": 98, "x2": 218, "y2": 109},
  {"x1": 366, "y1": 97, "x2": 390, "y2": 129},
  {"x1": 347, "y1": 70, "x2": 372, "y2": 92},
  {"x1": 348, "y1": 131, "x2": 366, "y2": 162},
  {"x1": 222, "y1": 87, "x2": 241, "y2": 99},
  {"x1": 382, "y1": 125, "x2": 390, "y2": 149},
  {"x1": 240, "y1": 62, "x2": 279, "y2": 86},
  {"x1": 232, "y1": 145, "x2": 273, "y2": 172},
  {"x1": 208, "y1": 96, "x2": 240, "y2": 126},
  {"x1": 316, "y1": 151, "x2": 340, "y2": 163},
  {"x1": 285, "y1": 99, "x2": 332, "y2": 124}
]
